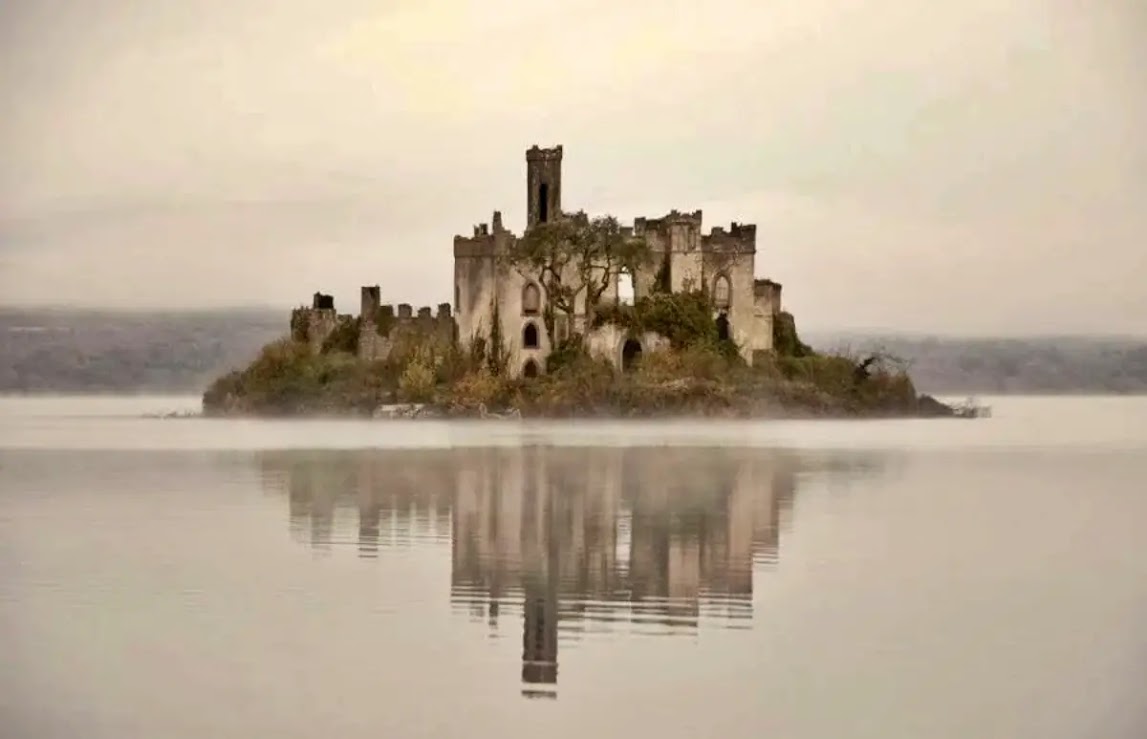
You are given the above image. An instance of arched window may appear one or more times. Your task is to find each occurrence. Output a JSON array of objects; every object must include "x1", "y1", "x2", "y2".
[
  {"x1": 523, "y1": 322, "x2": 540, "y2": 349},
  {"x1": 522, "y1": 282, "x2": 541, "y2": 315},
  {"x1": 523, "y1": 359, "x2": 539, "y2": 379},
  {"x1": 713, "y1": 274, "x2": 731, "y2": 310},
  {"x1": 617, "y1": 269, "x2": 635, "y2": 305}
]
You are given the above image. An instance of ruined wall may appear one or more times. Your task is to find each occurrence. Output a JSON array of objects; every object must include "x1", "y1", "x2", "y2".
[
  {"x1": 454, "y1": 211, "x2": 558, "y2": 379},
  {"x1": 632, "y1": 210, "x2": 704, "y2": 298},
  {"x1": 585, "y1": 325, "x2": 670, "y2": 370},
  {"x1": 749, "y1": 279, "x2": 782, "y2": 362},
  {"x1": 290, "y1": 292, "x2": 347, "y2": 353},
  {"x1": 358, "y1": 302, "x2": 454, "y2": 362},
  {"x1": 702, "y1": 223, "x2": 758, "y2": 364}
]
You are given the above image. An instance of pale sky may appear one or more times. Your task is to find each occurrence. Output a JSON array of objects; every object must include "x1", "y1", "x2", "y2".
[{"x1": 1, "y1": 0, "x2": 1144, "y2": 335}]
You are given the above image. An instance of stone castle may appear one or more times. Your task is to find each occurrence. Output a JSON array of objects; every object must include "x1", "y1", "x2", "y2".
[{"x1": 292, "y1": 145, "x2": 784, "y2": 376}]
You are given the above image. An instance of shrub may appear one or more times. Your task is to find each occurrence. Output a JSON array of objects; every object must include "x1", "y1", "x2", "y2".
[
  {"x1": 397, "y1": 348, "x2": 436, "y2": 402},
  {"x1": 545, "y1": 337, "x2": 587, "y2": 373},
  {"x1": 321, "y1": 317, "x2": 360, "y2": 355},
  {"x1": 594, "y1": 290, "x2": 721, "y2": 350},
  {"x1": 773, "y1": 311, "x2": 813, "y2": 358},
  {"x1": 289, "y1": 309, "x2": 309, "y2": 343},
  {"x1": 450, "y1": 368, "x2": 508, "y2": 411}
]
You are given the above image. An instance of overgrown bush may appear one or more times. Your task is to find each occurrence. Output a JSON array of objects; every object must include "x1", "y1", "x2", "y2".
[
  {"x1": 321, "y1": 317, "x2": 360, "y2": 355},
  {"x1": 773, "y1": 311, "x2": 813, "y2": 358},
  {"x1": 397, "y1": 347, "x2": 437, "y2": 402},
  {"x1": 545, "y1": 337, "x2": 587, "y2": 373},
  {"x1": 289, "y1": 309, "x2": 309, "y2": 343}
]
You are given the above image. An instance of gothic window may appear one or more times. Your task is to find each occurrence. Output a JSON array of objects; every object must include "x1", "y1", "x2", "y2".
[
  {"x1": 617, "y1": 269, "x2": 635, "y2": 305},
  {"x1": 713, "y1": 274, "x2": 731, "y2": 310},
  {"x1": 523, "y1": 322, "x2": 540, "y2": 349},
  {"x1": 522, "y1": 282, "x2": 541, "y2": 315}
]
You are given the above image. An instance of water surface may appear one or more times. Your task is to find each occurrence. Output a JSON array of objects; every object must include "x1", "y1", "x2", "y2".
[{"x1": 2, "y1": 395, "x2": 1145, "y2": 738}]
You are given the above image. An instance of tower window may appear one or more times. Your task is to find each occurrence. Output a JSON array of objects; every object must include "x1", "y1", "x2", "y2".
[
  {"x1": 522, "y1": 282, "x2": 541, "y2": 315},
  {"x1": 538, "y1": 183, "x2": 549, "y2": 223},
  {"x1": 617, "y1": 269, "x2": 635, "y2": 305},
  {"x1": 523, "y1": 322, "x2": 540, "y2": 349},
  {"x1": 714, "y1": 274, "x2": 731, "y2": 309}
]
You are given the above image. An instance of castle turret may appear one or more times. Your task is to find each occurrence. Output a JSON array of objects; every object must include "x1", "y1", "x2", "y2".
[{"x1": 526, "y1": 145, "x2": 563, "y2": 230}]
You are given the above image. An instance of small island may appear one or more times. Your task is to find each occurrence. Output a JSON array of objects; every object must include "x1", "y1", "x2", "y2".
[{"x1": 203, "y1": 145, "x2": 957, "y2": 420}]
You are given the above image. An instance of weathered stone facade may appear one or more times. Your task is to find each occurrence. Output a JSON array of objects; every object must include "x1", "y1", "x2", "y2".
[
  {"x1": 454, "y1": 145, "x2": 784, "y2": 378},
  {"x1": 290, "y1": 290, "x2": 453, "y2": 362},
  {"x1": 357, "y1": 286, "x2": 455, "y2": 362},
  {"x1": 291, "y1": 144, "x2": 784, "y2": 377}
]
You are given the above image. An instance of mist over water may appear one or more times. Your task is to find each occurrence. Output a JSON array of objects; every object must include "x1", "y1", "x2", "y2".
[{"x1": 2, "y1": 396, "x2": 1146, "y2": 737}]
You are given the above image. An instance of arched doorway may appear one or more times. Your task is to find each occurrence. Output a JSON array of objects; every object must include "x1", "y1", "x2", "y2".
[
  {"x1": 523, "y1": 359, "x2": 539, "y2": 379},
  {"x1": 716, "y1": 311, "x2": 730, "y2": 342},
  {"x1": 622, "y1": 338, "x2": 642, "y2": 371}
]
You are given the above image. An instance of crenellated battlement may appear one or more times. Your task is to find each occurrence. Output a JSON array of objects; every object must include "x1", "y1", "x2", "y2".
[
  {"x1": 454, "y1": 211, "x2": 514, "y2": 257},
  {"x1": 634, "y1": 209, "x2": 704, "y2": 235},
  {"x1": 453, "y1": 232, "x2": 496, "y2": 257},
  {"x1": 703, "y1": 221, "x2": 757, "y2": 253},
  {"x1": 526, "y1": 144, "x2": 563, "y2": 161},
  {"x1": 359, "y1": 298, "x2": 455, "y2": 362}
]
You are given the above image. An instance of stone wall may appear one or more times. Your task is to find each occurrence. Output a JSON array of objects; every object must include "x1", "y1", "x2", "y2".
[
  {"x1": 290, "y1": 291, "x2": 350, "y2": 353},
  {"x1": 585, "y1": 324, "x2": 671, "y2": 370},
  {"x1": 749, "y1": 279, "x2": 783, "y2": 362},
  {"x1": 359, "y1": 302, "x2": 455, "y2": 362}
]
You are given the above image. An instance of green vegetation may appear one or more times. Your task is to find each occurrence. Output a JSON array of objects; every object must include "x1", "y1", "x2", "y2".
[
  {"x1": 320, "y1": 317, "x2": 360, "y2": 355},
  {"x1": 504, "y1": 211, "x2": 653, "y2": 333},
  {"x1": 202, "y1": 290, "x2": 941, "y2": 419}
]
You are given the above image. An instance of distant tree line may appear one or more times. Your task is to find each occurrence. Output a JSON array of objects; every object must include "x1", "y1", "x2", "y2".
[
  {"x1": 0, "y1": 308, "x2": 283, "y2": 393},
  {"x1": 804, "y1": 332, "x2": 1147, "y2": 395}
]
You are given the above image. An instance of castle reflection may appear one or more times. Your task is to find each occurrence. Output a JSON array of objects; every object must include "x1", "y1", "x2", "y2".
[{"x1": 258, "y1": 446, "x2": 874, "y2": 699}]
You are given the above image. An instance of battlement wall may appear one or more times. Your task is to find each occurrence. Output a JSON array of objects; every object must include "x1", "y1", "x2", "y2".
[
  {"x1": 454, "y1": 211, "x2": 513, "y2": 258},
  {"x1": 634, "y1": 209, "x2": 704, "y2": 235},
  {"x1": 290, "y1": 305, "x2": 350, "y2": 353},
  {"x1": 526, "y1": 144, "x2": 563, "y2": 161},
  {"x1": 359, "y1": 302, "x2": 455, "y2": 362},
  {"x1": 703, "y1": 222, "x2": 757, "y2": 253}
]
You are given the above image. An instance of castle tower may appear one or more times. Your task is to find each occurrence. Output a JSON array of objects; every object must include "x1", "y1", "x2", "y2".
[{"x1": 526, "y1": 145, "x2": 563, "y2": 230}]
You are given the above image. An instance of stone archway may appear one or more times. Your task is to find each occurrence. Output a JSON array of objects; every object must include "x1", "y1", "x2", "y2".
[
  {"x1": 523, "y1": 359, "x2": 539, "y2": 379},
  {"x1": 622, "y1": 338, "x2": 643, "y2": 371}
]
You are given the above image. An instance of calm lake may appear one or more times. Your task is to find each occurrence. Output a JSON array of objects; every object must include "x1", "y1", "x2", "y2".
[{"x1": 2, "y1": 395, "x2": 1145, "y2": 738}]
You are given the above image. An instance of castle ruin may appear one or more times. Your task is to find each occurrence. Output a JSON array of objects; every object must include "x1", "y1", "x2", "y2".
[{"x1": 291, "y1": 145, "x2": 785, "y2": 375}]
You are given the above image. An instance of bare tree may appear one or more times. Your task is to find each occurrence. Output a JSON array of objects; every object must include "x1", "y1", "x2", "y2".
[{"x1": 502, "y1": 211, "x2": 652, "y2": 339}]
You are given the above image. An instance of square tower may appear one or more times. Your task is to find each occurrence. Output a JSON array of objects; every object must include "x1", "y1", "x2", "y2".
[{"x1": 526, "y1": 145, "x2": 563, "y2": 230}]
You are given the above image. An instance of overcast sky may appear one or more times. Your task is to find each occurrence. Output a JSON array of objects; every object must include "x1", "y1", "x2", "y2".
[{"x1": 1, "y1": 0, "x2": 1144, "y2": 335}]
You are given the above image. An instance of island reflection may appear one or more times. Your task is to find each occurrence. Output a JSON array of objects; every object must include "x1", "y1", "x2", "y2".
[{"x1": 258, "y1": 446, "x2": 881, "y2": 698}]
